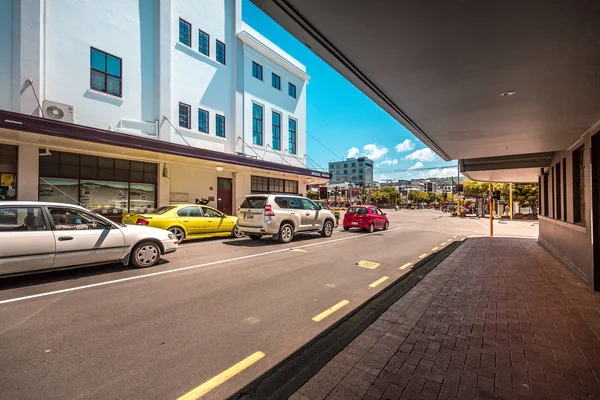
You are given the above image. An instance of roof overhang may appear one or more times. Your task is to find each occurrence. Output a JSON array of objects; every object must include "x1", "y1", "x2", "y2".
[
  {"x1": 251, "y1": 0, "x2": 600, "y2": 176},
  {"x1": 460, "y1": 152, "x2": 551, "y2": 183},
  {"x1": 0, "y1": 110, "x2": 330, "y2": 181}
]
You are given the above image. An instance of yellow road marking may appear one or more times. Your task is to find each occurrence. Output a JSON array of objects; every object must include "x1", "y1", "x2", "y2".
[
  {"x1": 440, "y1": 242, "x2": 446, "y2": 246},
  {"x1": 244, "y1": 317, "x2": 260, "y2": 325},
  {"x1": 399, "y1": 262, "x2": 413, "y2": 270},
  {"x1": 368, "y1": 276, "x2": 390, "y2": 288},
  {"x1": 290, "y1": 248, "x2": 307, "y2": 253},
  {"x1": 312, "y1": 300, "x2": 350, "y2": 322},
  {"x1": 356, "y1": 260, "x2": 380, "y2": 269},
  {"x1": 177, "y1": 351, "x2": 265, "y2": 400},
  {"x1": 453, "y1": 235, "x2": 457, "y2": 238},
  {"x1": 431, "y1": 247, "x2": 439, "y2": 251},
  {"x1": 418, "y1": 253, "x2": 428, "y2": 259}
]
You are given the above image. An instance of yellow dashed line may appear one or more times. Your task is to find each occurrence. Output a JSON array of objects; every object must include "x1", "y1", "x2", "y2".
[
  {"x1": 177, "y1": 351, "x2": 265, "y2": 400},
  {"x1": 356, "y1": 260, "x2": 380, "y2": 269},
  {"x1": 312, "y1": 300, "x2": 350, "y2": 322},
  {"x1": 418, "y1": 253, "x2": 428, "y2": 259},
  {"x1": 440, "y1": 242, "x2": 446, "y2": 246},
  {"x1": 399, "y1": 262, "x2": 413, "y2": 270},
  {"x1": 368, "y1": 276, "x2": 390, "y2": 288},
  {"x1": 431, "y1": 247, "x2": 439, "y2": 251}
]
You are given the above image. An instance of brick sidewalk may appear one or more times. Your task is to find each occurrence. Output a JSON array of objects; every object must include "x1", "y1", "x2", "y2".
[{"x1": 291, "y1": 237, "x2": 600, "y2": 400}]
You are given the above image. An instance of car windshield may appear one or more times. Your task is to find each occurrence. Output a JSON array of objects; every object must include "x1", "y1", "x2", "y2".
[
  {"x1": 149, "y1": 206, "x2": 177, "y2": 215},
  {"x1": 241, "y1": 197, "x2": 267, "y2": 209}
]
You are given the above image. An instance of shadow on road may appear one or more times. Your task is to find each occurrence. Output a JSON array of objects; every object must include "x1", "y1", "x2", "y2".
[{"x1": 0, "y1": 258, "x2": 171, "y2": 291}]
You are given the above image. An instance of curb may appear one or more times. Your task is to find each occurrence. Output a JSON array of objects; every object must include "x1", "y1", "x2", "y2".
[{"x1": 230, "y1": 239, "x2": 465, "y2": 400}]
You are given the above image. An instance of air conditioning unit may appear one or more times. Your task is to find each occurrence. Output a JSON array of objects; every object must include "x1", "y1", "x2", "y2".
[{"x1": 43, "y1": 100, "x2": 74, "y2": 123}]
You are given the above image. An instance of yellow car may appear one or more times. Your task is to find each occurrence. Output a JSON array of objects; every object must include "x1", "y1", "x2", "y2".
[{"x1": 122, "y1": 204, "x2": 244, "y2": 243}]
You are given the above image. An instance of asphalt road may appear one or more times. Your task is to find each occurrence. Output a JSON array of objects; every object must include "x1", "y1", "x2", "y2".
[{"x1": 0, "y1": 210, "x2": 537, "y2": 400}]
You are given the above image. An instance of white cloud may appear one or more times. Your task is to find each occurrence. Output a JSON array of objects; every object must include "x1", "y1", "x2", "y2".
[
  {"x1": 395, "y1": 139, "x2": 415, "y2": 153},
  {"x1": 362, "y1": 144, "x2": 388, "y2": 160},
  {"x1": 404, "y1": 148, "x2": 436, "y2": 162},
  {"x1": 377, "y1": 158, "x2": 398, "y2": 167},
  {"x1": 377, "y1": 174, "x2": 387, "y2": 181},
  {"x1": 347, "y1": 147, "x2": 359, "y2": 158},
  {"x1": 420, "y1": 168, "x2": 456, "y2": 178},
  {"x1": 407, "y1": 162, "x2": 424, "y2": 170}
]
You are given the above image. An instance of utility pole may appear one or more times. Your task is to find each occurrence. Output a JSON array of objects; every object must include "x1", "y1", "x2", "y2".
[
  {"x1": 509, "y1": 183, "x2": 513, "y2": 220},
  {"x1": 457, "y1": 164, "x2": 461, "y2": 215},
  {"x1": 489, "y1": 183, "x2": 494, "y2": 237}
]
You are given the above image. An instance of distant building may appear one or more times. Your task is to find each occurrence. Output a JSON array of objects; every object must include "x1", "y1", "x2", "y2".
[{"x1": 328, "y1": 157, "x2": 374, "y2": 186}]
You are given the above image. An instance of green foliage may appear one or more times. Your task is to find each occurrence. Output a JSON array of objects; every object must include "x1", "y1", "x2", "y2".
[{"x1": 461, "y1": 179, "x2": 539, "y2": 213}]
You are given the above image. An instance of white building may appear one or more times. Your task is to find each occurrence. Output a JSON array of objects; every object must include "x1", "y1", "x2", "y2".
[{"x1": 0, "y1": 0, "x2": 328, "y2": 218}]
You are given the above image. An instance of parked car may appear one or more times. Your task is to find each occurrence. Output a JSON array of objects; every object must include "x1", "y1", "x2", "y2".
[
  {"x1": 313, "y1": 200, "x2": 340, "y2": 227},
  {"x1": 237, "y1": 194, "x2": 336, "y2": 243},
  {"x1": 343, "y1": 205, "x2": 389, "y2": 233},
  {"x1": 0, "y1": 201, "x2": 178, "y2": 277},
  {"x1": 122, "y1": 204, "x2": 244, "y2": 243}
]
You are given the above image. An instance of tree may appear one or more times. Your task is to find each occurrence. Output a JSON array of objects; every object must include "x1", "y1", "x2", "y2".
[
  {"x1": 460, "y1": 179, "x2": 539, "y2": 214},
  {"x1": 512, "y1": 183, "x2": 539, "y2": 214},
  {"x1": 462, "y1": 180, "x2": 489, "y2": 197}
]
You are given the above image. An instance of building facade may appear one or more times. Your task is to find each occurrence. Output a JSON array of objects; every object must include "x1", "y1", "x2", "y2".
[
  {"x1": 328, "y1": 157, "x2": 373, "y2": 186},
  {"x1": 0, "y1": 0, "x2": 329, "y2": 218}
]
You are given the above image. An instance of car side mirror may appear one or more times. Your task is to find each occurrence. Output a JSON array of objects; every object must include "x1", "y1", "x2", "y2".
[
  {"x1": 318, "y1": 205, "x2": 322, "y2": 210},
  {"x1": 382, "y1": 213, "x2": 387, "y2": 216}
]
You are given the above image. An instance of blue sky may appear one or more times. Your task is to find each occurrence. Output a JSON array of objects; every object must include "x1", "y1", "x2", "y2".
[{"x1": 242, "y1": 0, "x2": 458, "y2": 181}]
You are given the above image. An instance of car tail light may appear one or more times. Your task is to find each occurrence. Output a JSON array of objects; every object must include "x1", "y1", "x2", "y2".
[
  {"x1": 136, "y1": 218, "x2": 149, "y2": 225},
  {"x1": 264, "y1": 204, "x2": 275, "y2": 217}
]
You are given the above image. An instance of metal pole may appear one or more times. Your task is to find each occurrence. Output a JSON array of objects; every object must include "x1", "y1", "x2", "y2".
[
  {"x1": 457, "y1": 165, "x2": 461, "y2": 215},
  {"x1": 509, "y1": 183, "x2": 513, "y2": 220},
  {"x1": 489, "y1": 183, "x2": 494, "y2": 237}
]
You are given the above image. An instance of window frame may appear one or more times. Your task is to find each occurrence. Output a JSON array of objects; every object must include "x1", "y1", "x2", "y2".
[
  {"x1": 198, "y1": 29, "x2": 210, "y2": 56},
  {"x1": 272, "y1": 73, "x2": 281, "y2": 90},
  {"x1": 216, "y1": 40, "x2": 226, "y2": 65},
  {"x1": 178, "y1": 102, "x2": 191, "y2": 129},
  {"x1": 555, "y1": 162, "x2": 561, "y2": 220},
  {"x1": 90, "y1": 47, "x2": 122, "y2": 98},
  {"x1": 216, "y1": 114, "x2": 226, "y2": 138},
  {"x1": 252, "y1": 103, "x2": 263, "y2": 146},
  {"x1": 250, "y1": 176, "x2": 298, "y2": 194},
  {"x1": 272, "y1": 111, "x2": 281, "y2": 151},
  {"x1": 562, "y1": 157, "x2": 567, "y2": 221},
  {"x1": 288, "y1": 117, "x2": 297, "y2": 155},
  {"x1": 179, "y1": 18, "x2": 192, "y2": 47},
  {"x1": 252, "y1": 61, "x2": 263, "y2": 81},
  {"x1": 572, "y1": 145, "x2": 585, "y2": 225},
  {"x1": 288, "y1": 82, "x2": 297, "y2": 98},
  {"x1": 198, "y1": 108, "x2": 209, "y2": 134}
]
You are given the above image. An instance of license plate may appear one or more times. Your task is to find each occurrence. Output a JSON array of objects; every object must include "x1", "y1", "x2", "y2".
[
  {"x1": 245, "y1": 214, "x2": 254, "y2": 220},
  {"x1": 352, "y1": 221, "x2": 358, "y2": 225}
]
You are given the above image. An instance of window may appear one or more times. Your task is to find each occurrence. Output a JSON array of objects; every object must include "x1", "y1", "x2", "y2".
[
  {"x1": 216, "y1": 40, "x2": 226, "y2": 64},
  {"x1": 252, "y1": 62, "x2": 263, "y2": 80},
  {"x1": 562, "y1": 158, "x2": 567, "y2": 221},
  {"x1": 179, "y1": 18, "x2": 191, "y2": 46},
  {"x1": 288, "y1": 118, "x2": 297, "y2": 154},
  {"x1": 0, "y1": 144, "x2": 18, "y2": 201},
  {"x1": 198, "y1": 29, "x2": 209, "y2": 56},
  {"x1": 572, "y1": 145, "x2": 585, "y2": 224},
  {"x1": 301, "y1": 199, "x2": 318, "y2": 211},
  {"x1": 543, "y1": 173, "x2": 549, "y2": 217},
  {"x1": 49, "y1": 208, "x2": 108, "y2": 230},
  {"x1": 269, "y1": 178, "x2": 284, "y2": 193},
  {"x1": 336, "y1": 165, "x2": 340, "y2": 169},
  {"x1": 272, "y1": 112, "x2": 281, "y2": 150},
  {"x1": 285, "y1": 180, "x2": 298, "y2": 194},
  {"x1": 251, "y1": 176, "x2": 298, "y2": 194},
  {"x1": 90, "y1": 48, "x2": 122, "y2": 97},
  {"x1": 344, "y1": 164, "x2": 348, "y2": 168},
  {"x1": 551, "y1": 166, "x2": 555, "y2": 218},
  {"x1": 251, "y1": 176, "x2": 269, "y2": 192},
  {"x1": 352, "y1": 163, "x2": 356, "y2": 167},
  {"x1": 201, "y1": 207, "x2": 222, "y2": 218},
  {"x1": 344, "y1": 170, "x2": 348, "y2": 174},
  {"x1": 216, "y1": 114, "x2": 225, "y2": 138},
  {"x1": 288, "y1": 83, "x2": 297, "y2": 98},
  {"x1": 0, "y1": 207, "x2": 46, "y2": 232},
  {"x1": 177, "y1": 206, "x2": 202, "y2": 217},
  {"x1": 272, "y1": 73, "x2": 281, "y2": 90},
  {"x1": 179, "y1": 102, "x2": 191, "y2": 129},
  {"x1": 198, "y1": 108, "x2": 209, "y2": 133},
  {"x1": 252, "y1": 104, "x2": 263, "y2": 146},
  {"x1": 555, "y1": 162, "x2": 561, "y2": 220}
]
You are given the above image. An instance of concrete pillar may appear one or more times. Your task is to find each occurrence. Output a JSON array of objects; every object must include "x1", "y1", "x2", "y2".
[
  {"x1": 157, "y1": 0, "x2": 172, "y2": 142},
  {"x1": 17, "y1": 145, "x2": 39, "y2": 200},
  {"x1": 18, "y1": 0, "x2": 45, "y2": 116},
  {"x1": 157, "y1": 163, "x2": 170, "y2": 206}
]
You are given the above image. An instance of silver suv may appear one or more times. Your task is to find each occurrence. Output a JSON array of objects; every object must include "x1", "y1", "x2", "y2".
[{"x1": 237, "y1": 194, "x2": 336, "y2": 243}]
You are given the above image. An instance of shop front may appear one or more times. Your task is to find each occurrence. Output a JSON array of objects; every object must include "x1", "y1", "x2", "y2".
[{"x1": 0, "y1": 144, "x2": 18, "y2": 201}]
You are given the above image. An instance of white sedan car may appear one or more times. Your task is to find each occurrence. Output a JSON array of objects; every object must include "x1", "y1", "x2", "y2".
[{"x1": 0, "y1": 201, "x2": 178, "y2": 277}]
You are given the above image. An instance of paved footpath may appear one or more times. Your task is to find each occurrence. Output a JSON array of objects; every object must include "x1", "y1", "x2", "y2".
[{"x1": 291, "y1": 237, "x2": 600, "y2": 400}]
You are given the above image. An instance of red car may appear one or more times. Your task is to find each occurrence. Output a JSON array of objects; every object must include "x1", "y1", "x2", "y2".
[{"x1": 343, "y1": 205, "x2": 389, "y2": 233}]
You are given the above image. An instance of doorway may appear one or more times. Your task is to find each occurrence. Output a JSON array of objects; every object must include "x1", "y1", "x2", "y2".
[
  {"x1": 217, "y1": 178, "x2": 233, "y2": 216},
  {"x1": 592, "y1": 132, "x2": 600, "y2": 291}
]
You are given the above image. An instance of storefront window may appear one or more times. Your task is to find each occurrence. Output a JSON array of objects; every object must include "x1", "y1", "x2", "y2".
[
  {"x1": 129, "y1": 183, "x2": 155, "y2": 213},
  {"x1": 0, "y1": 144, "x2": 18, "y2": 201},
  {"x1": 80, "y1": 180, "x2": 129, "y2": 215},
  {"x1": 39, "y1": 178, "x2": 79, "y2": 205}
]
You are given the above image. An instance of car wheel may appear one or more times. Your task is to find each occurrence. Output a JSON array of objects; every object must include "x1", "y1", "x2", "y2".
[
  {"x1": 334, "y1": 216, "x2": 339, "y2": 228},
  {"x1": 231, "y1": 225, "x2": 245, "y2": 238},
  {"x1": 343, "y1": 226, "x2": 350, "y2": 231},
  {"x1": 248, "y1": 234, "x2": 262, "y2": 240},
  {"x1": 383, "y1": 221, "x2": 389, "y2": 231},
  {"x1": 278, "y1": 223, "x2": 294, "y2": 244},
  {"x1": 131, "y1": 241, "x2": 161, "y2": 268},
  {"x1": 367, "y1": 223, "x2": 375, "y2": 233},
  {"x1": 321, "y1": 220, "x2": 334, "y2": 237},
  {"x1": 168, "y1": 226, "x2": 185, "y2": 243}
]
